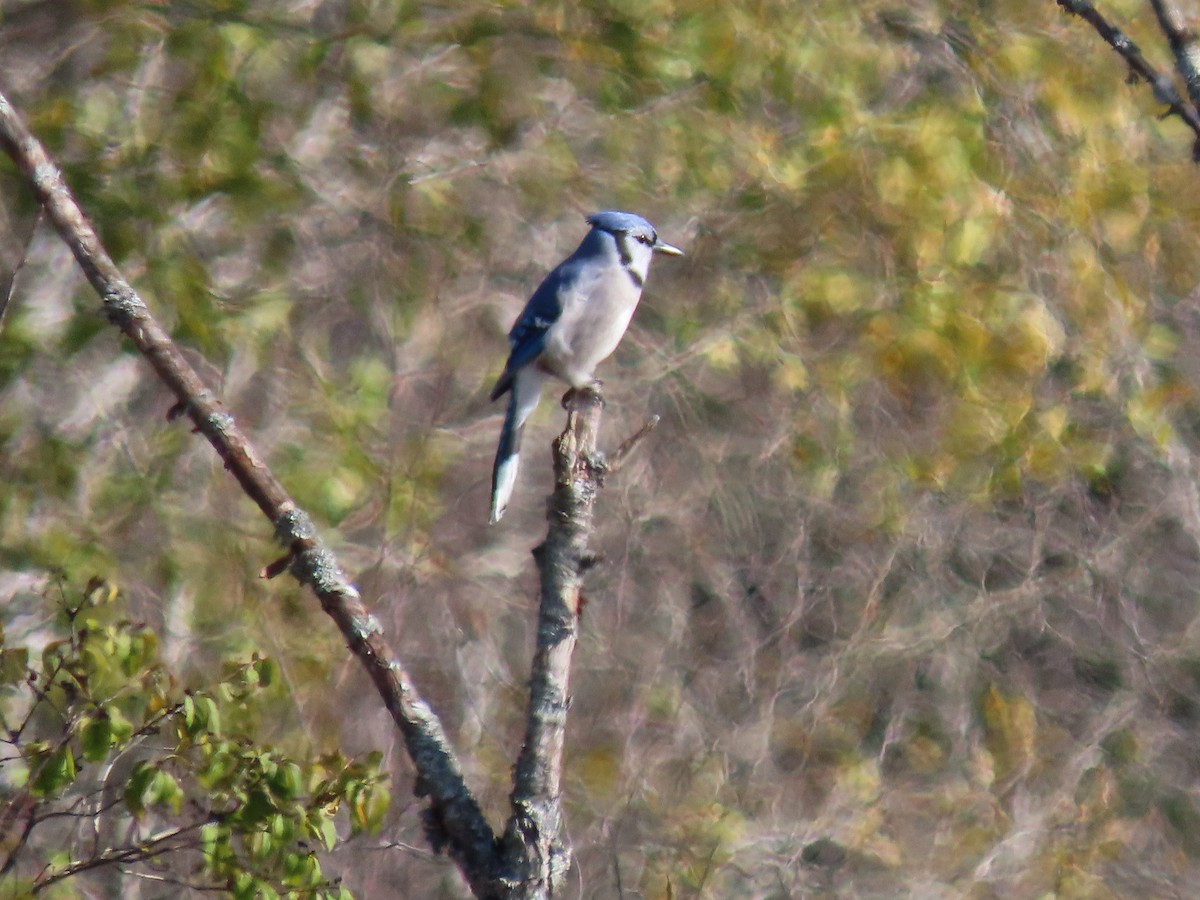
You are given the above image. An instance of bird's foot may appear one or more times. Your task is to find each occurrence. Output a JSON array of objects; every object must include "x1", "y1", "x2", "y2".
[{"x1": 562, "y1": 382, "x2": 605, "y2": 409}]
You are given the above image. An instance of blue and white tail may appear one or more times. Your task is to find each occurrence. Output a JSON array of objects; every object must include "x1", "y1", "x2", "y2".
[{"x1": 489, "y1": 368, "x2": 546, "y2": 523}]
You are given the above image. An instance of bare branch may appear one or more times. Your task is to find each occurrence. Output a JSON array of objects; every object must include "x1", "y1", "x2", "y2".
[
  {"x1": 1149, "y1": 0, "x2": 1200, "y2": 108},
  {"x1": 115, "y1": 868, "x2": 233, "y2": 892},
  {"x1": 607, "y1": 414, "x2": 661, "y2": 475},
  {"x1": 1057, "y1": 0, "x2": 1200, "y2": 157},
  {"x1": 0, "y1": 89, "x2": 501, "y2": 892},
  {"x1": 0, "y1": 208, "x2": 39, "y2": 331},
  {"x1": 0, "y1": 790, "x2": 35, "y2": 876},
  {"x1": 31, "y1": 818, "x2": 213, "y2": 892},
  {"x1": 501, "y1": 387, "x2": 606, "y2": 894}
]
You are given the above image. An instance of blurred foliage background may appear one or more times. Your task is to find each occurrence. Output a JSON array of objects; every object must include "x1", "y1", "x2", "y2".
[{"x1": 5, "y1": 0, "x2": 1200, "y2": 895}]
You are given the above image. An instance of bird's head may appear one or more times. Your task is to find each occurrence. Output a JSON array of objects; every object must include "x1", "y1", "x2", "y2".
[{"x1": 586, "y1": 210, "x2": 683, "y2": 286}]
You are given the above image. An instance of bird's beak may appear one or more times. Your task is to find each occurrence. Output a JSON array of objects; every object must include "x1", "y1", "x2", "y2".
[{"x1": 654, "y1": 239, "x2": 684, "y2": 256}]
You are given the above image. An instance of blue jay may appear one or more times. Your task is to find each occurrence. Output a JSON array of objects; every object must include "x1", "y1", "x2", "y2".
[{"x1": 489, "y1": 210, "x2": 683, "y2": 523}]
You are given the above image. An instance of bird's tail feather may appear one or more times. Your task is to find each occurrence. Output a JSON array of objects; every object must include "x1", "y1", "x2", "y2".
[
  {"x1": 490, "y1": 396, "x2": 523, "y2": 524},
  {"x1": 490, "y1": 367, "x2": 545, "y2": 523}
]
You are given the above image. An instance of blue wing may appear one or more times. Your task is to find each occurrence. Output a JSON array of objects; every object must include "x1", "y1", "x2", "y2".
[{"x1": 489, "y1": 266, "x2": 571, "y2": 401}]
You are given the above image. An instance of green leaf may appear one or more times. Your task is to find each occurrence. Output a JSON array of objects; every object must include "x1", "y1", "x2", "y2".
[
  {"x1": 107, "y1": 705, "x2": 134, "y2": 744},
  {"x1": 81, "y1": 713, "x2": 114, "y2": 762},
  {"x1": 237, "y1": 786, "x2": 276, "y2": 827},
  {"x1": 300, "y1": 853, "x2": 322, "y2": 886},
  {"x1": 269, "y1": 812, "x2": 290, "y2": 840},
  {"x1": 82, "y1": 576, "x2": 118, "y2": 606},
  {"x1": 232, "y1": 871, "x2": 258, "y2": 900},
  {"x1": 201, "y1": 821, "x2": 222, "y2": 858},
  {"x1": 250, "y1": 830, "x2": 273, "y2": 859},
  {"x1": 364, "y1": 783, "x2": 390, "y2": 832},
  {"x1": 41, "y1": 639, "x2": 70, "y2": 673},
  {"x1": 150, "y1": 769, "x2": 185, "y2": 813},
  {"x1": 268, "y1": 762, "x2": 302, "y2": 800},
  {"x1": 201, "y1": 696, "x2": 221, "y2": 736},
  {"x1": 318, "y1": 815, "x2": 337, "y2": 851},
  {"x1": 0, "y1": 647, "x2": 29, "y2": 686},
  {"x1": 182, "y1": 693, "x2": 196, "y2": 730},
  {"x1": 125, "y1": 761, "x2": 155, "y2": 819},
  {"x1": 283, "y1": 850, "x2": 306, "y2": 880},
  {"x1": 252, "y1": 656, "x2": 275, "y2": 687},
  {"x1": 31, "y1": 745, "x2": 77, "y2": 796},
  {"x1": 200, "y1": 746, "x2": 239, "y2": 789}
]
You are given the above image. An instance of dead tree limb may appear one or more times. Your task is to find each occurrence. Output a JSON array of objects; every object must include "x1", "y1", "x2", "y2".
[{"x1": 500, "y1": 386, "x2": 605, "y2": 894}]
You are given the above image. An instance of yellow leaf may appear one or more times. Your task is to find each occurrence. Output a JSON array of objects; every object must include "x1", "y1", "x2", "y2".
[
  {"x1": 1101, "y1": 208, "x2": 1145, "y2": 253},
  {"x1": 577, "y1": 747, "x2": 621, "y2": 799},
  {"x1": 704, "y1": 337, "x2": 739, "y2": 371},
  {"x1": 980, "y1": 684, "x2": 1036, "y2": 781},
  {"x1": 836, "y1": 758, "x2": 882, "y2": 803},
  {"x1": 1143, "y1": 324, "x2": 1179, "y2": 362},
  {"x1": 774, "y1": 355, "x2": 809, "y2": 391},
  {"x1": 876, "y1": 157, "x2": 915, "y2": 209},
  {"x1": 1038, "y1": 405, "x2": 1068, "y2": 441},
  {"x1": 949, "y1": 217, "x2": 990, "y2": 265}
]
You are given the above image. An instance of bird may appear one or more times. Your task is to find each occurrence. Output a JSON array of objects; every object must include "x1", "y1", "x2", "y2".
[{"x1": 488, "y1": 210, "x2": 683, "y2": 523}]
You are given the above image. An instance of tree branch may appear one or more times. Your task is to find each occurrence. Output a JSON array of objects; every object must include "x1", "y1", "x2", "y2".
[
  {"x1": 0, "y1": 207, "x2": 39, "y2": 332},
  {"x1": 1057, "y1": 0, "x2": 1200, "y2": 158},
  {"x1": 500, "y1": 386, "x2": 606, "y2": 895},
  {"x1": 1148, "y1": 0, "x2": 1200, "y2": 109},
  {"x1": 607, "y1": 414, "x2": 661, "y2": 475},
  {"x1": 31, "y1": 818, "x2": 212, "y2": 892},
  {"x1": 0, "y1": 88, "x2": 500, "y2": 893}
]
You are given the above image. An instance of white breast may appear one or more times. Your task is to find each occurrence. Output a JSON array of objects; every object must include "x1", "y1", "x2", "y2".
[{"x1": 541, "y1": 237, "x2": 646, "y2": 387}]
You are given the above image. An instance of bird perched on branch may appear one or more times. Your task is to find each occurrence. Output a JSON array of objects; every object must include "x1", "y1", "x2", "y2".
[{"x1": 489, "y1": 210, "x2": 684, "y2": 523}]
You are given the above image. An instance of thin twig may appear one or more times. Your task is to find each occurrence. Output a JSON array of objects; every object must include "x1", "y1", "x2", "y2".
[
  {"x1": 1058, "y1": 0, "x2": 1200, "y2": 158},
  {"x1": 31, "y1": 819, "x2": 212, "y2": 892},
  {"x1": 607, "y1": 414, "x2": 661, "y2": 475},
  {"x1": 0, "y1": 790, "x2": 35, "y2": 877},
  {"x1": 0, "y1": 208, "x2": 40, "y2": 331},
  {"x1": 114, "y1": 868, "x2": 229, "y2": 891}
]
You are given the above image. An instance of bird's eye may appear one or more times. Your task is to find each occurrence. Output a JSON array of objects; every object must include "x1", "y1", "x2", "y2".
[{"x1": 637, "y1": 234, "x2": 654, "y2": 246}]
